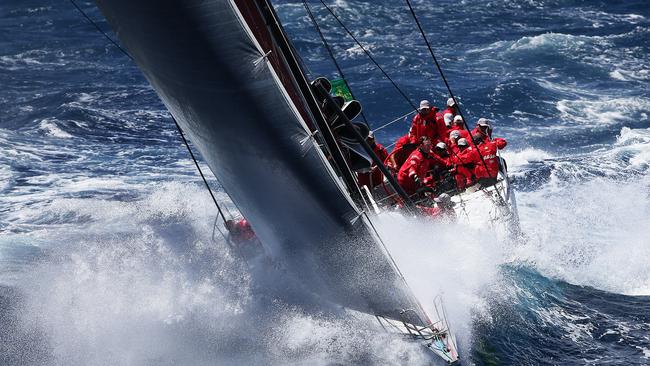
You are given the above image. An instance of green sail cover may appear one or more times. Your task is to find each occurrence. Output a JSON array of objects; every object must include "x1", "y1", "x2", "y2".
[{"x1": 331, "y1": 78, "x2": 353, "y2": 102}]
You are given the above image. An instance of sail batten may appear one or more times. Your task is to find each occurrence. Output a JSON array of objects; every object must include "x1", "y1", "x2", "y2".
[{"x1": 95, "y1": 0, "x2": 426, "y2": 325}]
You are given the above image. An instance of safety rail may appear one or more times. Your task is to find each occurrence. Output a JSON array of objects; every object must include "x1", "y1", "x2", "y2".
[{"x1": 374, "y1": 301, "x2": 458, "y2": 364}]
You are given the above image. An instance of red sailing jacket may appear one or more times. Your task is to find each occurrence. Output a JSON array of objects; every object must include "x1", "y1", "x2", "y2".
[
  {"x1": 227, "y1": 219, "x2": 257, "y2": 244},
  {"x1": 397, "y1": 148, "x2": 431, "y2": 194},
  {"x1": 429, "y1": 151, "x2": 452, "y2": 171},
  {"x1": 450, "y1": 146, "x2": 480, "y2": 187},
  {"x1": 452, "y1": 145, "x2": 480, "y2": 167},
  {"x1": 473, "y1": 138, "x2": 507, "y2": 179},
  {"x1": 471, "y1": 126, "x2": 493, "y2": 142},
  {"x1": 358, "y1": 142, "x2": 389, "y2": 188},
  {"x1": 442, "y1": 107, "x2": 457, "y2": 117},
  {"x1": 435, "y1": 112, "x2": 450, "y2": 142},
  {"x1": 392, "y1": 134, "x2": 412, "y2": 152},
  {"x1": 409, "y1": 109, "x2": 440, "y2": 143}
]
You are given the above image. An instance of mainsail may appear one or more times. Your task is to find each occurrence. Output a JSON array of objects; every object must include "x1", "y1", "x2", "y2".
[{"x1": 94, "y1": 0, "x2": 427, "y2": 325}]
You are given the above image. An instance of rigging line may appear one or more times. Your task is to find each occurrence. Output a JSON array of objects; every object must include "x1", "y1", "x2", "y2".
[
  {"x1": 69, "y1": 0, "x2": 230, "y2": 225},
  {"x1": 318, "y1": 0, "x2": 418, "y2": 112},
  {"x1": 372, "y1": 110, "x2": 415, "y2": 132},
  {"x1": 171, "y1": 116, "x2": 229, "y2": 225},
  {"x1": 302, "y1": 0, "x2": 368, "y2": 124},
  {"x1": 69, "y1": 0, "x2": 132, "y2": 61},
  {"x1": 403, "y1": 0, "x2": 506, "y2": 205}
]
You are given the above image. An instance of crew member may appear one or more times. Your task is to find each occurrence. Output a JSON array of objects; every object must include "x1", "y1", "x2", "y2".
[
  {"x1": 436, "y1": 113, "x2": 453, "y2": 142},
  {"x1": 392, "y1": 134, "x2": 412, "y2": 152},
  {"x1": 432, "y1": 142, "x2": 457, "y2": 193},
  {"x1": 452, "y1": 137, "x2": 480, "y2": 189},
  {"x1": 442, "y1": 97, "x2": 459, "y2": 117},
  {"x1": 358, "y1": 131, "x2": 389, "y2": 189},
  {"x1": 225, "y1": 219, "x2": 258, "y2": 246},
  {"x1": 420, "y1": 193, "x2": 456, "y2": 220},
  {"x1": 447, "y1": 129, "x2": 462, "y2": 153},
  {"x1": 397, "y1": 136, "x2": 435, "y2": 196},
  {"x1": 472, "y1": 134, "x2": 507, "y2": 187},
  {"x1": 386, "y1": 134, "x2": 418, "y2": 175},
  {"x1": 450, "y1": 115, "x2": 471, "y2": 140},
  {"x1": 408, "y1": 100, "x2": 440, "y2": 144},
  {"x1": 471, "y1": 118, "x2": 493, "y2": 142}
]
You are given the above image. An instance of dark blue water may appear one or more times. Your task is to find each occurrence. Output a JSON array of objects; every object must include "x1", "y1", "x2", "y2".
[{"x1": 1, "y1": 0, "x2": 649, "y2": 365}]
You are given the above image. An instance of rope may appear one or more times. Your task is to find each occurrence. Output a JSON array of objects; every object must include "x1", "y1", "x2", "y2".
[
  {"x1": 69, "y1": 0, "x2": 230, "y2": 226},
  {"x1": 372, "y1": 110, "x2": 415, "y2": 132},
  {"x1": 318, "y1": 0, "x2": 418, "y2": 111},
  {"x1": 403, "y1": 0, "x2": 506, "y2": 205},
  {"x1": 302, "y1": 0, "x2": 368, "y2": 124},
  {"x1": 70, "y1": 0, "x2": 133, "y2": 61},
  {"x1": 171, "y1": 117, "x2": 230, "y2": 225}
]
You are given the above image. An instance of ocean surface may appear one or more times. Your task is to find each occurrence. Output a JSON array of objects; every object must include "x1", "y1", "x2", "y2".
[{"x1": 1, "y1": 0, "x2": 649, "y2": 365}]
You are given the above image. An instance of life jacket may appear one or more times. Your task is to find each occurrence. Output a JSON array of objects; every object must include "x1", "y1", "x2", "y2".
[{"x1": 409, "y1": 109, "x2": 440, "y2": 143}]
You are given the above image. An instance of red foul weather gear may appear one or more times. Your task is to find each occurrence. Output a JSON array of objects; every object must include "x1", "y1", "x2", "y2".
[
  {"x1": 442, "y1": 107, "x2": 458, "y2": 118},
  {"x1": 435, "y1": 112, "x2": 450, "y2": 142},
  {"x1": 420, "y1": 205, "x2": 456, "y2": 221},
  {"x1": 426, "y1": 152, "x2": 453, "y2": 192},
  {"x1": 473, "y1": 138, "x2": 507, "y2": 181},
  {"x1": 393, "y1": 134, "x2": 411, "y2": 152},
  {"x1": 358, "y1": 142, "x2": 389, "y2": 189},
  {"x1": 451, "y1": 146, "x2": 481, "y2": 189},
  {"x1": 471, "y1": 126, "x2": 493, "y2": 142},
  {"x1": 385, "y1": 143, "x2": 418, "y2": 175},
  {"x1": 450, "y1": 126, "x2": 471, "y2": 140},
  {"x1": 226, "y1": 219, "x2": 257, "y2": 245},
  {"x1": 409, "y1": 109, "x2": 440, "y2": 143},
  {"x1": 397, "y1": 148, "x2": 432, "y2": 195}
]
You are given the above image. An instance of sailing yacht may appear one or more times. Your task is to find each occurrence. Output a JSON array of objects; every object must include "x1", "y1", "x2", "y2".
[{"x1": 92, "y1": 0, "x2": 520, "y2": 364}]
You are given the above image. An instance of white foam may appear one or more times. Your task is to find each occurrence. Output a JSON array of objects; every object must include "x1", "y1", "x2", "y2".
[
  {"x1": 507, "y1": 32, "x2": 607, "y2": 53},
  {"x1": 10, "y1": 180, "x2": 443, "y2": 365},
  {"x1": 38, "y1": 118, "x2": 73, "y2": 139},
  {"x1": 556, "y1": 96, "x2": 650, "y2": 127},
  {"x1": 375, "y1": 212, "x2": 506, "y2": 353},
  {"x1": 514, "y1": 172, "x2": 650, "y2": 296},
  {"x1": 500, "y1": 148, "x2": 553, "y2": 170}
]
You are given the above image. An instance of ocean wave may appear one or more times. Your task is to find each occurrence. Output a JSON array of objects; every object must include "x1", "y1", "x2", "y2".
[
  {"x1": 500, "y1": 148, "x2": 553, "y2": 170},
  {"x1": 0, "y1": 49, "x2": 68, "y2": 71},
  {"x1": 4, "y1": 180, "x2": 438, "y2": 365},
  {"x1": 556, "y1": 96, "x2": 650, "y2": 127},
  {"x1": 37, "y1": 118, "x2": 73, "y2": 139},
  {"x1": 513, "y1": 132, "x2": 650, "y2": 295},
  {"x1": 507, "y1": 32, "x2": 609, "y2": 53}
]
